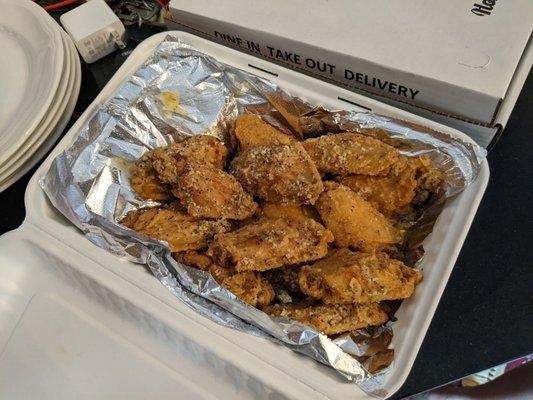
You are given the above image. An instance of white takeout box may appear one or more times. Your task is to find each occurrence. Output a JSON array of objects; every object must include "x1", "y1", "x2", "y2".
[
  {"x1": 0, "y1": 32, "x2": 489, "y2": 399},
  {"x1": 166, "y1": 0, "x2": 533, "y2": 148}
]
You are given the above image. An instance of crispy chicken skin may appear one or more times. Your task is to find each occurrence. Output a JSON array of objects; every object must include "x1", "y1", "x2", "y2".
[
  {"x1": 172, "y1": 249, "x2": 275, "y2": 308},
  {"x1": 303, "y1": 132, "x2": 400, "y2": 176},
  {"x1": 129, "y1": 135, "x2": 227, "y2": 200},
  {"x1": 231, "y1": 143, "x2": 323, "y2": 205},
  {"x1": 171, "y1": 163, "x2": 257, "y2": 220},
  {"x1": 208, "y1": 217, "x2": 334, "y2": 272},
  {"x1": 151, "y1": 135, "x2": 228, "y2": 184},
  {"x1": 315, "y1": 182, "x2": 399, "y2": 251},
  {"x1": 122, "y1": 204, "x2": 230, "y2": 252},
  {"x1": 264, "y1": 302, "x2": 388, "y2": 335},
  {"x1": 221, "y1": 271, "x2": 275, "y2": 307},
  {"x1": 337, "y1": 157, "x2": 418, "y2": 217},
  {"x1": 207, "y1": 264, "x2": 234, "y2": 283},
  {"x1": 264, "y1": 265, "x2": 302, "y2": 295},
  {"x1": 338, "y1": 155, "x2": 444, "y2": 216},
  {"x1": 257, "y1": 203, "x2": 320, "y2": 222},
  {"x1": 130, "y1": 152, "x2": 173, "y2": 201},
  {"x1": 234, "y1": 114, "x2": 294, "y2": 150},
  {"x1": 172, "y1": 252, "x2": 271, "y2": 307},
  {"x1": 172, "y1": 251, "x2": 214, "y2": 270},
  {"x1": 413, "y1": 156, "x2": 445, "y2": 193},
  {"x1": 170, "y1": 253, "x2": 275, "y2": 307},
  {"x1": 299, "y1": 249, "x2": 423, "y2": 304}
]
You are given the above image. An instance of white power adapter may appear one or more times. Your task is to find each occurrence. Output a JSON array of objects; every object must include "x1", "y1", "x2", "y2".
[{"x1": 60, "y1": 0, "x2": 126, "y2": 64}]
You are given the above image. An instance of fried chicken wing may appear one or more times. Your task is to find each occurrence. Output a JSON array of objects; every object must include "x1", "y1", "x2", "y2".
[
  {"x1": 172, "y1": 251, "x2": 214, "y2": 270},
  {"x1": 151, "y1": 135, "x2": 228, "y2": 183},
  {"x1": 299, "y1": 249, "x2": 423, "y2": 304},
  {"x1": 130, "y1": 152, "x2": 172, "y2": 201},
  {"x1": 122, "y1": 204, "x2": 230, "y2": 252},
  {"x1": 171, "y1": 163, "x2": 257, "y2": 220},
  {"x1": 338, "y1": 155, "x2": 444, "y2": 216},
  {"x1": 264, "y1": 265, "x2": 302, "y2": 296},
  {"x1": 315, "y1": 183, "x2": 399, "y2": 251},
  {"x1": 208, "y1": 217, "x2": 333, "y2": 272},
  {"x1": 303, "y1": 132, "x2": 399, "y2": 176},
  {"x1": 234, "y1": 114, "x2": 294, "y2": 150},
  {"x1": 257, "y1": 203, "x2": 320, "y2": 222},
  {"x1": 172, "y1": 248, "x2": 279, "y2": 308},
  {"x1": 414, "y1": 156, "x2": 444, "y2": 190},
  {"x1": 129, "y1": 135, "x2": 227, "y2": 200},
  {"x1": 337, "y1": 157, "x2": 418, "y2": 217},
  {"x1": 207, "y1": 264, "x2": 234, "y2": 283},
  {"x1": 173, "y1": 253, "x2": 252, "y2": 305},
  {"x1": 264, "y1": 302, "x2": 388, "y2": 335},
  {"x1": 231, "y1": 143, "x2": 323, "y2": 204},
  {"x1": 178, "y1": 257, "x2": 275, "y2": 307},
  {"x1": 221, "y1": 271, "x2": 275, "y2": 307}
]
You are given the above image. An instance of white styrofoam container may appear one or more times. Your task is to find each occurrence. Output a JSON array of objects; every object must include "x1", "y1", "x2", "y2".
[{"x1": 0, "y1": 32, "x2": 489, "y2": 399}]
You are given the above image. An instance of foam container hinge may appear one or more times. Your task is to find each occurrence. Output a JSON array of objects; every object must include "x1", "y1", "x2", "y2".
[{"x1": 0, "y1": 32, "x2": 489, "y2": 399}]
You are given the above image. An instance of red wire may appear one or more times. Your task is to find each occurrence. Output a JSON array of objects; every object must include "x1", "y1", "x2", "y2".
[
  {"x1": 44, "y1": 0, "x2": 82, "y2": 11},
  {"x1": 44, "y1": 0, "x2": 168, "y2": 12}
]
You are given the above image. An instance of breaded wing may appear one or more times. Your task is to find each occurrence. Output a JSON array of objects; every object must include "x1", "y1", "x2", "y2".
[
  {"x1": 221, "y1": 271, "x2": 275, "y2": 307},
  {"x1": 130, "y1": 152, "x2": 172, "y2": 201},
  {"x1": 412, "y1": 156, "x2": 445, "y2": 201},
  {"x1": 152, "y1": 135, "x2": 228, "y2": 183},
  {"x1": 257, "y1": 203, "x2": 320, "y2": 222},
  {"x1": 171, "y1": 250, "x2": 274, "y2": 307},
  {"x1": 208, "y1": 217, "x2": 333, "y2": 272},
  {"x1": 337, "y1": 157, "x2": 418, "y2": 217},
  {"x1": 303, "y1": 132, "x2": 399, "y2": 176},
  {"x1": 338, "y1": 155, "x2": 444, "y2": 216},
  {"x1": 264, "y1": 265, "x2": 302, "y2": 296},
  {"x1": 231, "y1": 143, "x2": 323, "y2": 205},
  {"x1": 264, "y1": 302, "x2": 388, "y2": 335},
  {"x1": 171, "y1": 163, "x2": 257, "y2": 220},
  {"x1": 122, "y1": 204, "x2": 230, "y2": 252},
  {"x1": 207, "y1": 264, "x2": 234, "y2": 283},
  {"x1": 172, "y1": 254, "x2": 276, "y2": 308},
  {"x1": 234, "y1": 114, "x2": 294, "y2": 150},
  {"x1": 299, "y1": 249, "x2": 423, "y2": 304},
  {"x1": 315, "y1": 183, "x2": 399, "y2": 251},
  {"x1": 172, "y1": 251, "x2": 214, "y2": 270}
]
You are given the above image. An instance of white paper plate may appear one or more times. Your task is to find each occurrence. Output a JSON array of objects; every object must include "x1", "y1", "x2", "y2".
[
  {"x1": 0, "y1": 30, "x2": 80, "y2": 193},
  {"x1": 0, "y1": 0, "x2": 63, "y2": 165}
]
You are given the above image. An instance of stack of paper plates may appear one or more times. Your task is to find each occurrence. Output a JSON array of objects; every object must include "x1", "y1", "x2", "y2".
[{"x1": 0, "y1": 0, "x2": 81, "y2": 193}]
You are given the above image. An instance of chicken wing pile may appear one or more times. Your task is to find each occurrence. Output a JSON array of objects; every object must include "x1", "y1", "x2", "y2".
[{"x1": 122, "y1": 114, "x2": 443, "y2": 335}]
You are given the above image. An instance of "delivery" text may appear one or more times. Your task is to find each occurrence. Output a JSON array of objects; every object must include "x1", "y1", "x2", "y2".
[{"x1": 344, "y1": 69, "x2": 420, "y2": 99}]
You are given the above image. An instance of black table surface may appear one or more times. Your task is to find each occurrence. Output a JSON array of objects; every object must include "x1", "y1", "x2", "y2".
[{"x1": 0, "y1": 27, "x2": 531, "y2": 399}]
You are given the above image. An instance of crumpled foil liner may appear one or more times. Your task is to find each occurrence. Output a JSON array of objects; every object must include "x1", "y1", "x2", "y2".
[{"x1": 40, "y1": 36, "x2": 485, "y2": 397}]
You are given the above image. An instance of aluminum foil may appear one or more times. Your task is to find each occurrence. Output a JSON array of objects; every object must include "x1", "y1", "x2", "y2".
[{"x1": 41, "y1": 36, "x2": 485, "y2": 397}]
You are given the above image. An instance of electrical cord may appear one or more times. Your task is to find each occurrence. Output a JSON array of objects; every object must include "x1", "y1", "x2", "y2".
[{"x1": 43, "y1": 0, "x2": 82, "y2": 11}]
